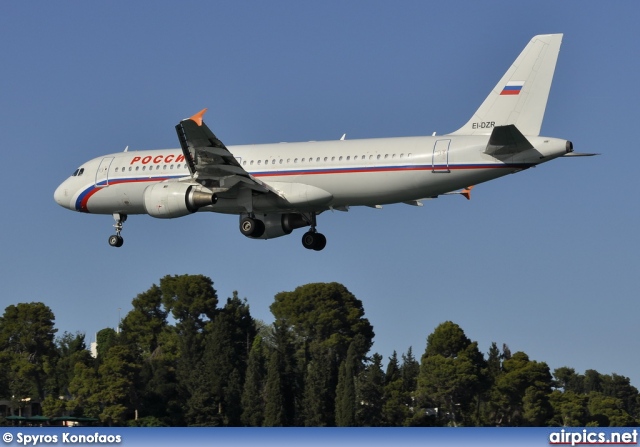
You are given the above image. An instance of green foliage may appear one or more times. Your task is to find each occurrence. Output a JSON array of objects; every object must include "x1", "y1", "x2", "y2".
[
  {"x1": 2, "y1": 277, "x2": 638, "y2": 427},
  {"x1": 241, "y1": 337, "x2": 266, "y2": 427},
  {"x1": 356, "y1": 353, "x2": 385, "y2": 426},
  {"x1": 0, "y1": 302, "x2": 58, "y2": 401},
  {"x1": 335, "y1": 342, "x2": 357, "y2": 427},
  {"x1": 270, "y1": 282, "x2": 374, "y2": 363},
  {"x1": 417, "y1": 322, "x2": 486, "y2": 426},
  {"x1": 263, "y1": 346, "x2": 286, "y2": 426},
  {"x1": 120, "y1": 284, "x2": 167, "y2": 356}
]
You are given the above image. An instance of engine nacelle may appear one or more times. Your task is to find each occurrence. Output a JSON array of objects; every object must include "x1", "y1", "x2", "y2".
[
  {"x1": 242, "y1": 213, "x2": 310, "y2": 239},
  {"x1": 143, "y1": 183, "x2": 215, "y2": 218}
]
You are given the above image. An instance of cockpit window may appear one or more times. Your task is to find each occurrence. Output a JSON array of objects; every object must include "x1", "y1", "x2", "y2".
[{"x1": 72, "y1": 168, "x2": 85, "y2": 177}]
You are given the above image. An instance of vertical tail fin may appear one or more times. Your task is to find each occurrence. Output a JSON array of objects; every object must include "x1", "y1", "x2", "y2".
[{"x1": 451, "y1": 34, "x2": 563, "y2": 136}]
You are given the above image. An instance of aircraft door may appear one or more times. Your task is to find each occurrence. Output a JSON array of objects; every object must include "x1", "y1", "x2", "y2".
[
  {"x1": 95, "y1": 157, "x2": 114, "y2": 187},
  {"x1": 432, "y1": 139, "x2": 451, "y2": 173}
]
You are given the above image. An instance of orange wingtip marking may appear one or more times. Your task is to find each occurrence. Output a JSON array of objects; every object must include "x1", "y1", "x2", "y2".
[
  {"x1": 462, "y1": 185, "x2": 474, "y2": 200},
  {"x1": 189, "y1": 108, "x2": 208, "y2": 126}
]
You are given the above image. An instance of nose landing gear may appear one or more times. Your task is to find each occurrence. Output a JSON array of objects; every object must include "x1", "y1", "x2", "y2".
[{"x1": 108, "y1": 213, "x2": 127, "y2": 247}]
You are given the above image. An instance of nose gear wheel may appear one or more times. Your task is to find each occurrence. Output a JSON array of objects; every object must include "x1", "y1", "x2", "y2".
[{"x1": 108, "y1": 213, "x2": 127, "y2": 247}]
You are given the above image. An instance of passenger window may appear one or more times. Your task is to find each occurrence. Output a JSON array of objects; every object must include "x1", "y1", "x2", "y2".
[
  {"x1": 324, "y1": 157, "x2": 328, "y2": 162},
  {"x1": 339, "y1": 156, "x2": 343, "y2": 161},
  {"x1": 346, "y1": 156, "x2": 350, "y2": 161}
]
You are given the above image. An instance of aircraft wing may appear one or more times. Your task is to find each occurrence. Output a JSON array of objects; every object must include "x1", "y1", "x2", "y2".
[{"x1": 175, "y1": 109, "x2": 270, "y2": 193}]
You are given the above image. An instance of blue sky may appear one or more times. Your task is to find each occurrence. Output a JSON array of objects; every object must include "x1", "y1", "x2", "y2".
[{"x1": 1, "y1": 1, "x2": 639, "y2": 387}]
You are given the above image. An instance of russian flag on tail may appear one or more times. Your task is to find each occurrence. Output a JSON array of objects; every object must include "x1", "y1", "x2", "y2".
[{"x1": 500, "y1": 81, "x2": 525, "y2": 95}]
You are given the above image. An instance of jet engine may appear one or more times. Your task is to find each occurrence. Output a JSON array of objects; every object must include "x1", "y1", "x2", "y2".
[
  {"x1": 143, "y1": 183, "x2": 216, "y2": 218},
  {"x1": 240, "y1": 213, "x2": 309, "y2": 239}
]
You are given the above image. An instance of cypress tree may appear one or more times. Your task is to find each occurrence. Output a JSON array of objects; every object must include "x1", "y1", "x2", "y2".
[
  {"x1": 335, "y1": 342, "x2": 357, "y2": 426},
  {"x1": 263, "y1": 348, "x2": 286, "y2": 426},
  {"x1": 241, "y1": 337, "x2": 266, "y2": 426}
]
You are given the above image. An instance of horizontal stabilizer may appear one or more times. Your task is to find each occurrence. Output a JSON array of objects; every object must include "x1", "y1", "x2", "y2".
[
  {"x1": 485, "y1": 125, "x2": 533, "y2": 156},
  {"x1": 562, "y1": 152, "x2": 600, "y2": 157}
]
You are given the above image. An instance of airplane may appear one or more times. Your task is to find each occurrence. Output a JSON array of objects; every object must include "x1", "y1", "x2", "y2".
[{"x1": 54, "y1": 33, "x2": 595, "y2": 251}]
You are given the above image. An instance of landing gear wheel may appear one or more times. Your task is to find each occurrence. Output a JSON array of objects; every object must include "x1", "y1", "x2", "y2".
[
  {"x1": 302, "y1": 231, "x2": 326, "y2": 251},
  {"x1": 109, "y1": 213, "x2": 127, "y2": 247},
  {"x1": 240, "y1": 216, "x2": 265, "y2": 238},
  {"x1": 108, "y1": 235, "x2": 124, "y2": 247}
]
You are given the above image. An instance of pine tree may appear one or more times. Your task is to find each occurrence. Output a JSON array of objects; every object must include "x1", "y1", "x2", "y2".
[{"x1": 356, "y1": 353, "x2": 385, "y2": 426}]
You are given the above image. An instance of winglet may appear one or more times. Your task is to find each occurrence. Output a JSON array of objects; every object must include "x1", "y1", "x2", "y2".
[
  {"x1": 461, "y1": 186, "x2": 474, "y2": 200},
  {"x1": 189, "y1": 108, "x2": 208, "y2": 126}
]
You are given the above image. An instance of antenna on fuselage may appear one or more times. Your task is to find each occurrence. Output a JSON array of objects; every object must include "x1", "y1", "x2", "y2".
[
  {"x1": 123, "y1": 146, "x2": 129, "y2": 152},
  {"x1": 340, "y1": 134, "x2": 346, "y2": 140}
]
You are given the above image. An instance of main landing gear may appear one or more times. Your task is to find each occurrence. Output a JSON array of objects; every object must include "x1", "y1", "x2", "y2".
[
  {"x1": 108, "y1": 213, "x2": 127, "y2": 247},
  {"x1": 302, "y1": 230, "x2": 326, "y2": 251},
  {"x1": 301, "y1": 213, "x2": 326, "y2": 251}
]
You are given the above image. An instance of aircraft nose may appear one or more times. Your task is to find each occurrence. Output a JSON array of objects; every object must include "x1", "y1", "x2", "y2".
[{"x1": 54, "y1": 182, "x2": 71, "y2": 209}]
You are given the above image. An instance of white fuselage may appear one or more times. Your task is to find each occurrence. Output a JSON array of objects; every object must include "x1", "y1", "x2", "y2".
[{"x1": 54, "y1": 134, "x2": 569, "y2": 216}]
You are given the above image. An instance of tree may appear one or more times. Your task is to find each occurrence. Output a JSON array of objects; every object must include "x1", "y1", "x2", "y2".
[
  {"x1": 383, "y1": 350, "x2": 411, "y2": 426},
  {"x1": 158, "y1": 274, "x2": 218, "y2": 425},
  {"x1": 302, "y1": 348, "x2": 335, "y2": 426},
  {"x1": 335, "y1": 342, "x2": 357, "y2": 426},
  {"x1": 356, "y1": 353, "x2": 385, "y2": 426},
  {"x1": 121, "y1": 284, "x2": 167, "y2": 356},
  {"x1": 0, "y1": 302, "x2": 58, "y2": 402},
  {"x1": 43, "y1": 332, "x2": 93, "y2": 417},
  {"x1": 94, "y1": 344, "x2": 139, "y2": 426},
  {"x1": 491, "y1": 352, "x2": 553, "y2": 426},
  {"x1": 263, "y1": 322, "x2": 298, "y2": 426},
  {"x1": 549, "y1": 390, "x2": 588, "y2": 426},
  {"x1": 241, "y1": 336, "x2": 267, "y2": 426},
  {"x1": 270, "y1": 283, "x2": 374, "y2": 425},
  {"x1": 270, "y1": 282, "x2": 374, "y2": 365},
  {"x1": 417, "y1": 322, "x2": 486, "y2": 426},
  {"x1": 263, "y1": 346, "x2": 286, "y2": 426},
  {"x1": 203, "y1": 292, "x2": 256, "y2": 425}
]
